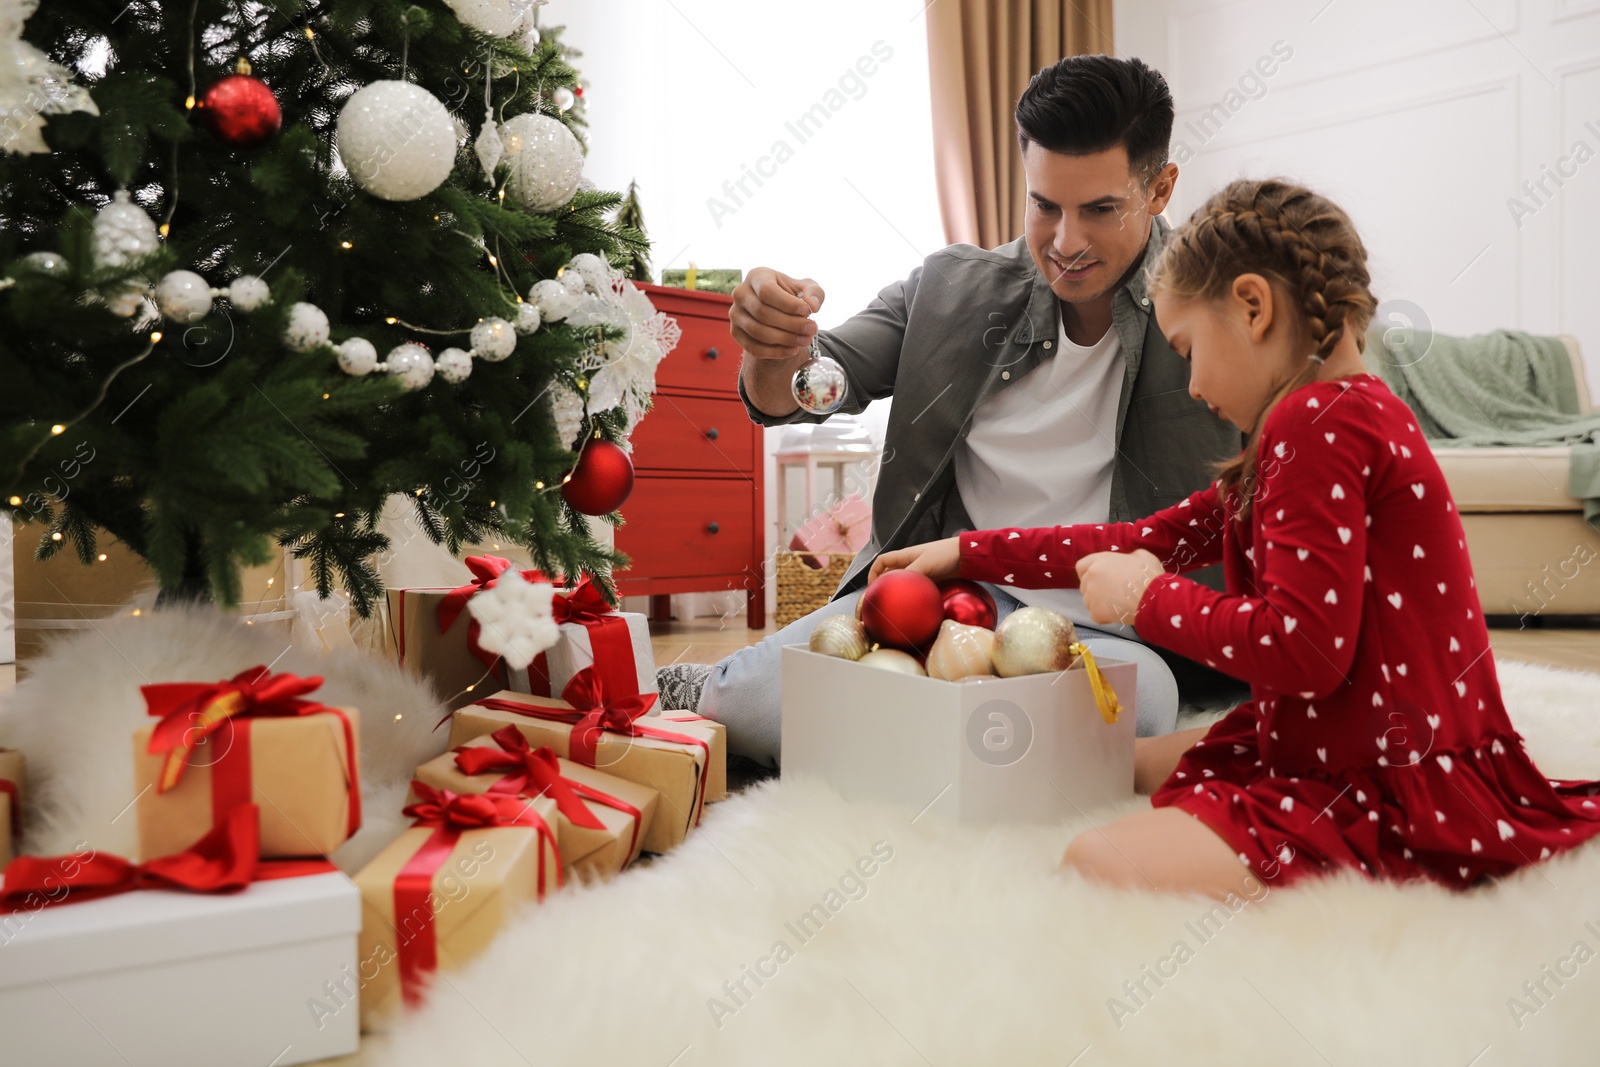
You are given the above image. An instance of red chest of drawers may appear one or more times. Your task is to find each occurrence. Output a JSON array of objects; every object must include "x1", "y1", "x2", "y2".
[{"x1": 617, "y1": 283, "x2": 765, "y2": 629}]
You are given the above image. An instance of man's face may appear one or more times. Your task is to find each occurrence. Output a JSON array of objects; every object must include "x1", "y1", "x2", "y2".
[{"x1": 1021, "y1": 143, "x2": 1177, "y2": 305}]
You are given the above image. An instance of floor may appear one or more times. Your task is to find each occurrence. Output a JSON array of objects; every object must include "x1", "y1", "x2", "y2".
[{"x1": 4, "y1": 615, "x2": 1594, "y2": 1067}]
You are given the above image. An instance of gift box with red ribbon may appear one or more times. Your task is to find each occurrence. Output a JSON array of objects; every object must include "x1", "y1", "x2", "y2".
[
  {"x1": 0, "y1": 749, "x2": 25, "y2": 869},
  {"x1": 415, "y1": 725, "x2": 658, "y2": 881},
  {"x1": 448, "y1": 669, "x2": 717, "y2": 854},
  {"x1": 658, "y1": 714, "x2": 727, "y2": 803},
  {"x1": 132, "y1": 667, "x2": 361, "y2": 860},
  {"x1": 385, "y1": 555, "x2": 544, "y2": 710},
  {"x1": 502, "y1": 573, "x2": 657, "y2": 703},
  {"x1": 353, "y1": 782, "x2": 559, "y2": 1031}
]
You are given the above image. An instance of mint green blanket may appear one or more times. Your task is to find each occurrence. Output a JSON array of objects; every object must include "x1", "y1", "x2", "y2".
[{"x1": 1362, "y1": 324, "x2": 1600, "y2": 532}]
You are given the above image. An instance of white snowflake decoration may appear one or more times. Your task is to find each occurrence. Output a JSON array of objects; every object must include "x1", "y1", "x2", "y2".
[
  {"x1": 1, "y1": 0, "x2": 99, "y2": 155},
  {"x1": 562, "y1": 260, "x2": 682, "y2": 428},
  {"x1": 466, "y1": 568, "x2": 560, "y2": 670}
]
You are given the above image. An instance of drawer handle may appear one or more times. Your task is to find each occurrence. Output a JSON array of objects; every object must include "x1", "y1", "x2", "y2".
[
  {"x1": 707, "y1": 522, "x2": 720, "y2": 535},
  {"x1": 706, "y1": 346, "x2": 719, "y2": 360},
  {"x1": 705, "y1": 427, "x2": 719, "y2": 440}
]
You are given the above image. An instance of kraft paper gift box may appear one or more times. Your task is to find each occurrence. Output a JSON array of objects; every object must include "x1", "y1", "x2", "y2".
[
  {"x1": 132, "y1": 669, "x2": 361, "y2": 860},
  {"x1": 448, "y1": 687, "x2": 715, "y2": 854},
  {"x1": 0, "y1": 807, "x2": 360, "y2": 1067},
  {"x1": 414, "y1": 726, "x2": 659, "y2": 881},
  {"x1": 354, "y1": 786, "x2": 559, "y2": 1031},
  {"x1": 502, "y1": 576, "x2": 657, "y2": 701},
  {"x1": 781, "y1": 645, "x2": 1138, "y2": 825},
  {"x1": 385, "y1": 584, "x2": 504, "y2": 711},
  {"x1": 658, "y1": 713, "x2": 727, "y2": 802},
  {"x1": 0, "y1": 748, "x2": 25, "y2": 869}
]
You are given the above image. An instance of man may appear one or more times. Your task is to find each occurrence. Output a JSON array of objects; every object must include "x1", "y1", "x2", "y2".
[{"x1": 658, "y1": 54, "x2": 1246, "y2": 767}]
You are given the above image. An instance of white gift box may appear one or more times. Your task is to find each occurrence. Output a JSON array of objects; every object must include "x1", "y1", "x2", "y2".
[
  {"x1": 781, "y1": 645, "x2": 1137, "y2": 824},
  {"x1": 0, "y1": 871, "x2": 360, "y2": 1067},
  {"x1": 502, "y1": 609, "x2": 658, "y2": 703}
]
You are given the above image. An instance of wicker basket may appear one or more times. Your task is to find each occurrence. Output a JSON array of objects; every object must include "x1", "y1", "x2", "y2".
[{"x1": 774, "y1": 550, "x2": 855, "y2": 627}]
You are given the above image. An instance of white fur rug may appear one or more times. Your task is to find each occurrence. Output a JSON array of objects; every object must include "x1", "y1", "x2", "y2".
[
  {"x1": 7, "y1": 612, "x2": 1600, "y2": 1063},
  {"x1": 0, "y1": 606, "x2": 452, "y2": 872},
  {"x1": 368, "y1": 657, "x2": 1600, "y2": 1067}
]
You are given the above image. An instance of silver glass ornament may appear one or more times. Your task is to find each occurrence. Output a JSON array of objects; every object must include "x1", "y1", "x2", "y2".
[
  {"x1": 19, "y1": 251, "x2": 70, "y2": 277},
  {"x1": 791, "y1": 338, "x2": 848, "y2": 415}
]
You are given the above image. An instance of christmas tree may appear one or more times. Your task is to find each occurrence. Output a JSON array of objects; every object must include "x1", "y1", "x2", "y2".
[{"x1": 0, "y1": 0, "x2": 664, "y2": 615}]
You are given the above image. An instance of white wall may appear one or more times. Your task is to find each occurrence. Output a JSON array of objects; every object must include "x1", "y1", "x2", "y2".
[
  {"x1": 1116, "y1": 0, "x2": 1600, "y2": 385},
  {"x1": 543, "y1": 0, "x2": 946, "y2": 619}
]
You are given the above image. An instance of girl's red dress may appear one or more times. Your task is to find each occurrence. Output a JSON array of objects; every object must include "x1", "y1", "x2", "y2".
[{"x1": 961, "y1": 373, "x2": 1600, "y2": 887}]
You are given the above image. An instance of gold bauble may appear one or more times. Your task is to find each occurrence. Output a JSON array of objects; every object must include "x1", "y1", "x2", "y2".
[
  {"x1": 857, "y1": 648, "x2": 927, "y2": 676},
  {"x1": 809, "y1": 614, "x2": 870, "y2": 661},
  {"x1": 926, "y1": 619, "x2": 995, "y2": 682},
  {"x1": 992, "y1": 606, "x2": 1079, "y2": 677}
]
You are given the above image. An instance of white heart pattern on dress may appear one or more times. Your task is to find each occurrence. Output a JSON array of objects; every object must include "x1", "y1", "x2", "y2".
[
  {"x1": 1388, "y1": 592, "x2": 1403, "y2": 608},
  {"x1": 1338, "y1": 528, "x2": 1353, "y2": 544}
]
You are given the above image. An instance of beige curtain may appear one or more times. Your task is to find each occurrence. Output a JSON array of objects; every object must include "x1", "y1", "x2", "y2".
[{"x1": 926, "y1": 0, "x2": 1114, "y2": 249}]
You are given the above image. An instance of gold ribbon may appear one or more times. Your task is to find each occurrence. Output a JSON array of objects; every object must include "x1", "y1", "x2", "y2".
[{"x1": 1068, "y1": 643, "x2": 1121, "y2": 725}]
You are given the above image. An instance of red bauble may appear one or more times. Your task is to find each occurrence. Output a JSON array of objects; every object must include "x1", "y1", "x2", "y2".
[
  {"x1": 859, "y1": 570, "x2": 945, "y2": 651},
  {"x1": 561, "y1": 440, "x2": 635, "y2": 515},
  {"x1": 199, "y1": 73, "x2": 282, "y2": 148},
  {"x1": 938, "y1": 578, "x2": 998, "y2": 630}
]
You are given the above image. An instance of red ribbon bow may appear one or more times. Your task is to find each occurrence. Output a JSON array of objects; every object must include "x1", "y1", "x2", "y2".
[
  {"x1": 402, "y1": 781, "x2": 548, "y2": 831},
  {"x1": 454, "y1": 727, "x2": 606, "y2": 831},
  {"x1": 141, "y1": 666, "x2": 361, "y2": 840},
  {"x1": 549, "y1": 574, "x2": 611, "y2": 625},
  {"x1": 437, "y1": 556, "x2": 549, "y2": 671},
  {"x1": 0, "y1": 805, "x2": 333, "y2": 914},
  {"x1": 452, "y1": 728, "x2": 648, "y2": 868},
  {"x1": 393, "y1": 781, "x2": 559, "y2": 1006}
]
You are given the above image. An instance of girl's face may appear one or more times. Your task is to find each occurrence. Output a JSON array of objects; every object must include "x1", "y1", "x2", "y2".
[{"x1": 1152, "y1": 274, "x2": 1303, "y2": 432}]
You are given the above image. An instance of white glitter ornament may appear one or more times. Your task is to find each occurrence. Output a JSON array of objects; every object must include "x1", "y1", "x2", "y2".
[
  {"x1": 443, "y1": 0, "x2": 531, "y2": 37},
  {"x1": 436, "y1": 346, "x2": 474, "y2": 383},
  {"x1": 465, "y1": 569, "x2": 560, "y2": 670},
  {"x1": 93, "y1": 191, "x2": 158, "y2": 317},
  {"x1": 473, "y1": 115, "x2": 503, "y2": 185},
  {"x1": 285, "y1": 302, "x2": 330, "y2": 351},
  {"x1": 552, "y1": 86, "x2": 575, "y2": 112},
  {"x1": 530, "y1": 278, "x2": 577, "y2": 321},
  {"x1": 385, "y1": 343, "x2": 435, "y2": 390},
  {"x1": 566, "y1": 253, "x2": 612, "y2": 292},
  {"x1": 550, "y1": 385, "x2": 585, "y2": 451},
  {"x1": 336, "y1": 337, "x2": 379, "y2": 376},
  {"x1": 154, "y1": 270, "x2": 214, "y2": 324},
  {"x1": 228, "y1": 274, "x2": 271, "y2": 311},
  {"x1": 500, "y1": 113, "x2": 584, "y2": 212},
  {"x1": 470, "y1": 316, "x2": 516, "y2": 361},
  {"x1": 513, "y1": 301, "x2": 542, "y2": 334},
  {"x1": 18, "y1": 251, "x2": 69, "y2": 277},
  {"x1": 336, "y1": 82, "x2": 458, "y2": 202},
  {"x1": 560, "y1": 269, "x2": 588, "y2": 296}
]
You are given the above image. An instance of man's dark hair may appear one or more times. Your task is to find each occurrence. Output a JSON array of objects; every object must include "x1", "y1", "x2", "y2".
[{"x1": 1015, "y1": 55, "x2": 1174, "y2": 182}]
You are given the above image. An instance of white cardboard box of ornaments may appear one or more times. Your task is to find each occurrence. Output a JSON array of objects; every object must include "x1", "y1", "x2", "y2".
[
  {"x1": 781, "y1": 645, "x2": 1137, "y2": 824},
  {"x1": 0, "y1": 870, "x2": 360, "y2": 1066}
]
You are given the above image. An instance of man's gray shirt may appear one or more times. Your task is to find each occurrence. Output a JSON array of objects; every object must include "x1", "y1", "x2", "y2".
[{"x1": 740, "y1": 217, "x2": 1244, "y2": 600}]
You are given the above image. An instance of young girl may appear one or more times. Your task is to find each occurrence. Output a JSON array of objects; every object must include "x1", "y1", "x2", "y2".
[{"x1": 869, "y1": 178, "x2": 1600, "y2": 897}]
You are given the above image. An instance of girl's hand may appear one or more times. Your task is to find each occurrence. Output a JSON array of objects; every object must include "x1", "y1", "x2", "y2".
[
  {"x1": 1076, "y1": 549, "x2": 1164, "y2": 625},
  {"x1": 868, "y1": 537, "x2": 961, "y2": 584}
]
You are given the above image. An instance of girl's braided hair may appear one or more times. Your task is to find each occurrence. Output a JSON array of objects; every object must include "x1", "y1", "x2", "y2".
[{"x1": 1149, "y1": 178, "x2": 1376, "y2": 524}]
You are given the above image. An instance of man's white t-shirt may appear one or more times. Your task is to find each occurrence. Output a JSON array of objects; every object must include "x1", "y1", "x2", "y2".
[{"x1": 952, "y1": 311, "x2": 1132, "y2": 636}]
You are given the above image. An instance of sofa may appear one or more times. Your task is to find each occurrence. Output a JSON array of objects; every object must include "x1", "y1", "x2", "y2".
[{"x1": 1430, "y1": 336, "x2": 1600, "y2": 621}]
